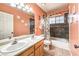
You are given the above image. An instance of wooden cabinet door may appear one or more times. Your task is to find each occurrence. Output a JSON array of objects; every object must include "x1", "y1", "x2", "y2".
[
  {"x1": 35, "y1": 43, "x2": 44, "y2": 56},
  {"x1": 39, "y1": 43, "x2": 44, "y2": 56},
  {"x1": 29, "y1": 53, "x2": 34, "y2": 56},
  {"x1": 35, "y1": 40, "x2": 44, "y2": 56},
  {"x1": 35, "y1": 48, "x2": 40, "y2": 56},
  {"x1": 19, "y1": 46, "x2": 34, "y2": 56}
]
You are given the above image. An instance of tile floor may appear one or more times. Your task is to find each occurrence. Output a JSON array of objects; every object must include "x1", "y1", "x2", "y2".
[{"x1": 44, "y1": 43, "x2": 71, "y2": 56}]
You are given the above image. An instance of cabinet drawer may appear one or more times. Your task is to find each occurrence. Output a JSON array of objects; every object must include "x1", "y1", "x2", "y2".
[
  {"x1": 19, "y1": 46, "x2": 34, "y2": 56},
  {"x1": 35, "y1": 40, "x2": 44, "y2": 49}
]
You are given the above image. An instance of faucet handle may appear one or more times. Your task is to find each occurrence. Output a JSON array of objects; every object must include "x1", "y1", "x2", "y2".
[
  {"x1": 14, "y1": 38, "x2": 17, "y2": 41},
  {"x1": 8, "y1": 36, "x2": 11, "y2": 39}
]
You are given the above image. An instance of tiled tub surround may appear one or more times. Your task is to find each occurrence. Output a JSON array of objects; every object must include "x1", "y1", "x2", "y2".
[{"x1": 0, "y1": 34, "x2": 44, "y2": 56}]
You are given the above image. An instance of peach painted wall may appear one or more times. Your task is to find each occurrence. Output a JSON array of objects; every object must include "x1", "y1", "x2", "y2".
[
  {"x1": 0, "y1": 3, "x2": 30, "y2": 36},
  {"x1": 69, "y1": 21, "x2": 79, "y2": 55},
  {"x1": 29, "y1": 3, "x2": 46, "y2": 35},
  {"x1": 47, "y1": 4, "x2": 79, "y2": 55},
  {"x1": 69, "y1": 3, "x2": 79, "y2": 56}
]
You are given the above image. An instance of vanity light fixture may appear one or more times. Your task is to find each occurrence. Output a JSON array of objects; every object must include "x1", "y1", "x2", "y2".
[
  {"x1": 29, "y1": 8, "x2": 33, "y2": 12},
  {"x1": 20, "y1": 3, "x2": 25, "y2": 7},
  {"x1": 41, "y1": 3, "x2": 46, "y2": 6},
  {"x1": 10, "y1": 3, "x2": 17, "y2": 7},
  {"x1": 27, "y1": 8, "x2": 32, "y2": 13},
  {"x1": 22, "y1": 7, "x2": 26, "y2": 11},
  {"x1": 9, "y1": 3, "x2": 33, "y2": 15},
  {"x1": 17, "y1": 5, "x2": 22, "y2": 9},
  {"x1": 25, "y1": 5, "x2": 30, "y2": 10},
  {"x1": 27, "y1": 9, "x2": 30, "y2": 13}
]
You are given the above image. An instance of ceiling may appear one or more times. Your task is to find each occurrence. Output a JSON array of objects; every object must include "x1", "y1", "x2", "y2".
[{"x1": 37, "y1": 3, "x2": 68, "y2": 12}]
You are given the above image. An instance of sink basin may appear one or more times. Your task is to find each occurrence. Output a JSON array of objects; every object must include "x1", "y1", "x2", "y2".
[{"x1": 0, "y1": 42, "x2": 27, "y2": 53}]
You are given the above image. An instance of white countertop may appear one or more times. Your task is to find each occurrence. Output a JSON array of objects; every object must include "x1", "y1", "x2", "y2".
[{"x1": 0, "y1": 35, "x2": 44, "y2": 56}]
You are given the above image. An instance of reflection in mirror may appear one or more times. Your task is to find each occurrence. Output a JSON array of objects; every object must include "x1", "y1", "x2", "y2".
[
  {"x1": 21, "y1": 20, "x2": 24, "y2": 23},
  {"x1": 0, "y1": 11, "x2": 13, "y2": 40},
  {"x1": 17, "y1": 16, "x2": 20, "y2": 19},
  {"x1": 0, "y1": 3, "x2": 35, "y2": 40},
  {"x1": 24, "y1": 23, "x2": 27, "y2": 26},
  {"x1": 30, "y1": 18, "x2": 35, "y2": 34}
]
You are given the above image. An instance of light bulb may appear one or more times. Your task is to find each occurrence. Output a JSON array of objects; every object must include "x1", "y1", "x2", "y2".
[
  {"x1": 25, "y1": 5, "x2": 29, "y2": 10},
  {"x1": 27, "y1": 9, "x2": 31, "y2": 12},
  {"x1": 20, "y1": 3, "x2": 25, "y2": 7},
  {"x1": 17, "y1": 5, "x2": 22, "y2": 9},
  {"x1": 10, "y1": 3, "x2": 16, "y2": 7},
  {"x1": 22, "y1": 7, "x2": 26, "y2": 11},
  {"x1": 27, "y1": 8, "x2": 32, "y2": 12}
]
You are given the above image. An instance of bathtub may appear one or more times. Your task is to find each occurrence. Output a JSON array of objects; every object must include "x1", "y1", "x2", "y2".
[{"x1": 44, "y1": 37, "x2": 70, "y2": 51}]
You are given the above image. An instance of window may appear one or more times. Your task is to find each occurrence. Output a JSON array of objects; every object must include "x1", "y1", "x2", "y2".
[
  {"x1": 49, "y1": 17, "x2": 55, "y2": 24},
  {"x1": 55, "y1": 16, "x2": 60, "y2": 24},
  {"x1": 59, "y1": 16, "x2": 64, "y2": 23},
  {"x1": 49, "y1": 15, "x2": 64, "y2": 24}
]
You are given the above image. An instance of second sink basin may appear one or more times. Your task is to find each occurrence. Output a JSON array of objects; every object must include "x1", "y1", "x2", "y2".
[{"x1": 0, "y1": 42, "x2": 27, "y2": 53}]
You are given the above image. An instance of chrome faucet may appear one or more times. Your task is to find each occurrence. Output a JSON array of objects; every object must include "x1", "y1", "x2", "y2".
[
  {"x1": 11, "y1": 38, "x2": 18, "y2": 45},
  {"x1": 8, "y1": 32, "x2": 18, "y2": 45},
  {"x1": 8, "y1": 32, "x2": 14, "y2": 39},
  {"x1": 8, "y1": 36, "x2": 12, "y2": 39},
  {"x1": 31, "y1": 34, "x2": 34, "y2": 39}
]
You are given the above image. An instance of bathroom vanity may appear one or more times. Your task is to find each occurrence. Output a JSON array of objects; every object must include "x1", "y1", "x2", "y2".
[
  {"x1": 19, "y1": 39, "x2": 44, "y2": 56},
  {"x1": 0, "y1": 35, "x2": 44, "y2": 56}
]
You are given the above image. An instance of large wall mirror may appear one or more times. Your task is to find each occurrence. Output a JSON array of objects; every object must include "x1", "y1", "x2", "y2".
[{"x1": 0, "y1": 11, "x2": 13, "y2": 39}]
